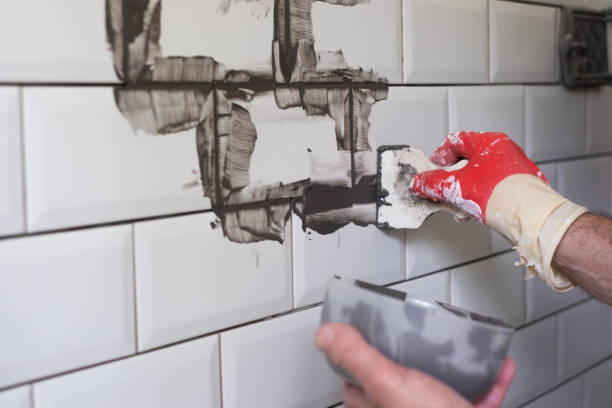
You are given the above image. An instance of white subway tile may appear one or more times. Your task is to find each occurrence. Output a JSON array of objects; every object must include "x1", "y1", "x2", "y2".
[
  {"x1": 558, "y1": 300, "x2": 610, "y2": 381},
  {"x1": 0, "y1": 1, "x2": 117, "y2": 83},
  {"x1": 525, "y1": 86, "x2": 586, "y2": 162},
  {"x1": 390, "y1": 271, "x2": 450, "y2": 303},
  {"x1": 34, "y1": 336, "x2": 220, "y2": 408},
  {"x1": 403, "y1": 0, "x2": 488, "y2": 83},
  {"x1": 526, "y1": 277, "x2": 588, "y2": 322},
  {"x1": 0, "y1": 87, "x2": 24, "y2": 236},
  {"x1": 489, "y1": 2, "x2": 559, "y2": 83},
  {"x1": 368, "y1": 87, "x2": 448, "y2": 156},
  {"x1": 293, "y1": 215, "x2": 405, "y2": 307},
  {"x1": 0, "y1": 226, "x2": 135, "y2": 388},
  {"x1": 586, "y1": 86, "x2": 612, "y2": 153},
  {"x1": 134, "y1": 212, "x2": 292, "y2": 351},
  {"x1": 406, "y1": 212, "x2": 491, "y2": 278},
  {"x1": 0, "y1": 386, "x2": 31, "y2": 408},
  {"x1": 524, "y1": 376, "x2": 584, "y2": 408},
  {"x1": 159, "y1": 0, "x2": 273, "y2": 74},
  {"x1": 221, "y1": 307, "x2": 342, "y2": 408},
  {"x1": 502, "y1": 318, "x2": 558, "y2": 408},
  {"x1": 244, "y1": 92, "x2": 338, "y2": 186},
  {"x1": 557, "y1": 157, "x2": 610, "y2": 214},
  {"x1": 312, "y1": 0, "x2": 403, "y2": 82},
  {"x1": 23, "y1": 87, "x2": 208, "y2": 232},
  {"x1": 450, "y1": 252, "x2": 525, "y2": 327},
  {"x1": 449, "y1": 86, "x2": 525, "y2": 147},
  {"x1": 585, "y1": 358, "x2": 612, "y2": 408}
]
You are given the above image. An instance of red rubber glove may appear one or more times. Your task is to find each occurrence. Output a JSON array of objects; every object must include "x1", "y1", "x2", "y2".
[
  {"x1": 409, "y1": 132, "x2": 547, "y2": 224},
  {"x1": 409, "y1": 131, "x2": 588, "y2": 292}
]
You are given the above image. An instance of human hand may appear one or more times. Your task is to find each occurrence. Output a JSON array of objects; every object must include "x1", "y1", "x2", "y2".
[
  {"x1": 315, "y1": 323, "x2": 515, "y2": 408},
  {"x1": 409, "y1": 131, "x2": 545, "y2": 224}
]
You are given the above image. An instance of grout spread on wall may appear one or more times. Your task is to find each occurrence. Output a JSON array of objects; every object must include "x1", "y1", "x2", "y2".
[{"x1": 105, "y1": 0, "x2": 389, "y2": 243}]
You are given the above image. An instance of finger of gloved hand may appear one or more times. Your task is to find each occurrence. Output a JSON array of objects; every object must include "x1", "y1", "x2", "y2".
[
  {"x1": 409, "y1": 169, "x2": 458, "y2": 203},
  {"x1": 430, "y1": 131, "x2": 482, "y2": 166},
  {"x1": 315, "y1": 323, "x2": 402, "y2": 393},
  {"x1": 343, "y1": 383, "x2": 378, "y2": 408},
  {"x1": 476, "y1": 357, "x2": 515, "y2": 408}
]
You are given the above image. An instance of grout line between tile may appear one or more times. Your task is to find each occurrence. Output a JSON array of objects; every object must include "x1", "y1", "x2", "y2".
[
  {"x1": 131, "y1": 224, "x2": 139, "y2": 353},
  {"x1": 218, "y1": 333, "x2": 224, "y2": 408},
  {"x1": 29, "y1": 384, "x2": 34, "y2": 408},
  {"x1": 487, "y1": 0, "x2": 491, "y2": 84},
  {"x1": 18, "y1": 87, "x2": 28, "y2": 233},
  {"x1": 400, "y1": 0, "x2": 405, "y2": 83},
  {"x1": 290, "y1": 213, "x2": 296, "y2": 309},
  {"x1": 0, "y1": 207, "x2": 216, "y2": 242},
  {"x1": 517, "y1": 354, "x2": 612, "y2": 407}
]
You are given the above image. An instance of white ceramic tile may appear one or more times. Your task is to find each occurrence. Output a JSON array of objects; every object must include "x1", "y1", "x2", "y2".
[
  {"x1": 312, "y1": 0, "x2": 403, "y2": 82},
  {"x1": 0, "y1": 386, "x2": 31, "y2": 408},
  {"x1": 34, "y1": 336, "x2": 220, "y2": 408},
  {"x1": 450, "y1": 252, "x2": 525, "y2": 327},
  {"x1": 0, "y1": 1, "x2": 117, "y2": 82},
  {"x1": 221, "y1": 307, "x2": 343, "y2": 408},
  {"x1": 390, "y1": 271, "x2": 450, "y2": 303},
  {"x1": 134, "y1": 212, "x2": 292, "y2": 351},
  {"x1": 557, "y1": 157, "x2": 610, "y2": 214},
  {"x1": 524, "y1": 376, "x2": 584, "y2": 408},
  {"x1": 368, "y1": 87, "x2": 448, "y2": 156},
  {"x1": 525, "y1": 86, "x2": 586, "y2": 162},
  {"x1": 585, "y1": 358, "x2": 612, "y2": 408},
  {"x1": 159, "y1": 0, "x2": 274, "y2": 74},
  {"x1": 403, "y1": 0, "x2": 488, "y2": 83},
  {"x1": 502, "y1": 317, "x2": 558, "y2": 408},
  {"x1": 0, "y1": 87, "x2": 24, "y2": 236},
  {"x1": 23, "y1": 87, "x2": 208, "y2": 232},
  {"x1": 406, "y1": 212, "x2": 491, "y2": 278},
  {"x1": 245, "y1": 92, "x2": 338, "y2": 186},
  {"x1": 0, "y1": 226, "x2": 135, "y2": 388},
  {"x1": 293, "y1": 215, "x2": 405, "y2": 307},
  {"x1": 489, "y1": 1, "x2": 559, "y2": 83},
  {"x1": 558, "y1": 300, "x2": 610, "y2": 380},
  {"x1": 526, "y1": 277, "x2": 589, "y2": 322},
  {"x1": 586, "y1": 86, "x2": 612, "y2": 153},
  {"x1": 449, "y1": 86, "x2": 525, "y2": 147},
  {"x1": 584, "y1": 0, "x2": 612, "y2": 9}
]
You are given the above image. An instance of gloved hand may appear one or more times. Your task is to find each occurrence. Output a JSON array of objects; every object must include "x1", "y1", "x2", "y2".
[{"x1": 410, "y1": 131, "x2": 588, "y2": 291}]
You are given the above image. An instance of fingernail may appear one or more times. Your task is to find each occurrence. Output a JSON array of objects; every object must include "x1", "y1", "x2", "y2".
[{"x1": 315, "y1": 326, "x2": 335, "y2": 351}]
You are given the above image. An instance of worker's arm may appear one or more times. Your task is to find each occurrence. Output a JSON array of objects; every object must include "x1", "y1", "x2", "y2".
[
  {"x1": 554, "y1": 213, "x2": 612, "y2": 306},
  {"x1": 315, "y1": 323, "x2": 515, "y2": 408}
]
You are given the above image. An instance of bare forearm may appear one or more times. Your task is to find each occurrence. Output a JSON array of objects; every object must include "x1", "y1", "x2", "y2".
[{"x1": 553, "y1": 213, "x2": 612, "y2": 306}]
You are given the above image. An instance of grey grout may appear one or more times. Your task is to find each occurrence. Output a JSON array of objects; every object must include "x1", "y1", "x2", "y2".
[
  {"x1": 18, "y1": 87, "x2": 28, "y2": 233},
  {"x1": 518, "y1": 354, "x2": 612, "y2": 407}
]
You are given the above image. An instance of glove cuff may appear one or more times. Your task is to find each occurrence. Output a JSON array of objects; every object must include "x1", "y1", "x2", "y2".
[{"x1": 486, "y1": 174, "x2": 588, "y2": 292}]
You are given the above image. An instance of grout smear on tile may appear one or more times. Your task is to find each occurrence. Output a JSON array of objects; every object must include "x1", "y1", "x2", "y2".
[{"x1": 106, "y1": 0, "x2": 387, "y2": 243}]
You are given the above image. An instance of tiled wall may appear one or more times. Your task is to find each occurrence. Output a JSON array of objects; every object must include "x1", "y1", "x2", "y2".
[{"x1": 1, "y1": 0, "x2": 611, "y2": 407}]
